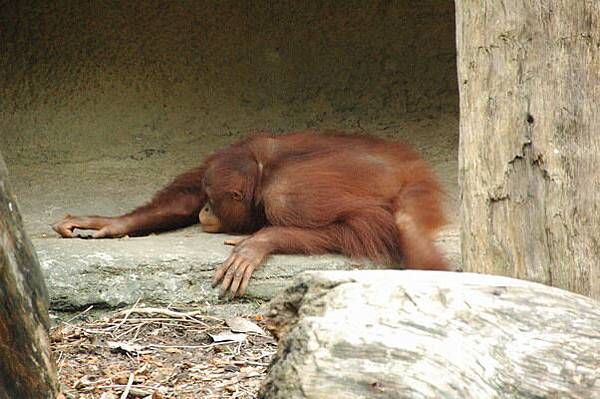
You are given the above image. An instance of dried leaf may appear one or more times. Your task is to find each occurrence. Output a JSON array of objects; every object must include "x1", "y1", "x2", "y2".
[
  {"x1": 151, "y1": 390, "x2": 165, "y2": 399},
  {"x1": 136, "y1": 364, "x2": 152, "y2": 376},
  {"x1": 209, "y1": 331, "x2": 247, "y2": 343},
  {"x1": 73, "y1": 375, "x2": 96, "y2": 389},
  {"x1": 128, "y1": 387, "x2": 152, "y2": 396},
  {"x1": 225, "y1": 317, "x2": 266, "y2": 335},
  {"x1": 113, "y1": 374, "x2": 130, "y2": 384},
  {"x1": 106, "y1": 341, "x2": 149, "y2": 355}
]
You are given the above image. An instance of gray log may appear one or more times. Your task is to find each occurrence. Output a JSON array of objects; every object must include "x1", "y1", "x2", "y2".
[
  {"x1": 0, "y1": 154, "x2": 58, "y2": 398},
  {"x1": 457, "y1": 1, "x2": 600, "y2": 298},
  {"x1": 260, "y1": 270, "x2": 600, "y2": 399}
]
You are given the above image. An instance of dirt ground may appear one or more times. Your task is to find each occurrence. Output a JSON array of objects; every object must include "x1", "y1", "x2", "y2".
[{"x1": 52, "y1": 306, "x2": 276, "y2": 399}]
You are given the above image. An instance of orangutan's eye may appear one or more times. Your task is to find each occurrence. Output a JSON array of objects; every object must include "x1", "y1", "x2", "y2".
[{"x1": 231, "y1": 191, "x2": 244, "y2": 201}]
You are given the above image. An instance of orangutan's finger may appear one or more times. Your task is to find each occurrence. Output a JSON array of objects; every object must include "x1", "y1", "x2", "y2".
[
  {"x1": 213, "y1": 254, "x2": 235, "y2": 286},
  {"x1": 237, "y1": 264, "x2": 257, "y2": 297},
  {"x1": 224, "y1": 236, "x2": 249, "y2": 246}
]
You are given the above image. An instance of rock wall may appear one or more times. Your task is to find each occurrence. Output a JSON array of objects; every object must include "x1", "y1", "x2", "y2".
[{"x1": 0, "y1": 1, "x2": 457, "y2": 165}]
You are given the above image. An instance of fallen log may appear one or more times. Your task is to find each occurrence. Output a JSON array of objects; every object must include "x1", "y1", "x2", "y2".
[{"x1": 260, "y1": 270, "x2": 600, "y2": 399}]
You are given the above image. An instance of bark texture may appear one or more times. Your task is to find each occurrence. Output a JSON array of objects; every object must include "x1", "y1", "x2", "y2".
[
  {"x1": 261, "y1": 270, "x2": 600, "y2": 399},
  {"x1": 0, "y1": 154, "x2": 58, "y2": 398},
  {"x1": 457, "y1": 1, "x2": 600, "y2": 298}
]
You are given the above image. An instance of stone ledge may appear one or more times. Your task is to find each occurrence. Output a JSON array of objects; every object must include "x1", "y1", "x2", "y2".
[
  {"x1": 35, "y1": 227, "x2": 460, "y2": 310},
  {"x1": 35, "y1": 232, "x2": 359, "y2": 310}
]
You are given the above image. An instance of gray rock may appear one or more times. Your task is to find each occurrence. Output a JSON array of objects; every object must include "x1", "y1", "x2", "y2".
[
  {"x1": 261, "y1": 270, "x2": 600, "y2": 399},
  {"x1": 35, "y1": 230, "x2": 361, "y2": 310}
]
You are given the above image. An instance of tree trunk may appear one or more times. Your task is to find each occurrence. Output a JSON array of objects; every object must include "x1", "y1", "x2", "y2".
[
  {"x1": 456, "y1": 1, "x2": 600, "y2": 298},
  {"x1": 260, "y1": 270, "x2": 600, "y2": 399},
  {"x1": 0, "y1": 154, "x2": 58, "y2": 398}
]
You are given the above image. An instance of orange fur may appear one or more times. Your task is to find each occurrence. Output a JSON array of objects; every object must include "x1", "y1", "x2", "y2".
[{"x1": 53, "y1": 131, "x2": 448, "y2": 271}]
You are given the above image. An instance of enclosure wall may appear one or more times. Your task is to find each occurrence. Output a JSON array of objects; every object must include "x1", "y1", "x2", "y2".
[{"x1": 0, "y1": 1, "x2": 457, "y2": 165}]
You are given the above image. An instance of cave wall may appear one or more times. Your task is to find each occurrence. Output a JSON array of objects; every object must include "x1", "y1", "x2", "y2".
[{"x1": 0, "y1": 1, "x2": 457, "y2": 166}]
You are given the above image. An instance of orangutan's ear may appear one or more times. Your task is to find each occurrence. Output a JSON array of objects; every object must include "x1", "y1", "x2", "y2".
[{"x1": 231, "y1": 190, "x2": 244, "y2": 201}]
